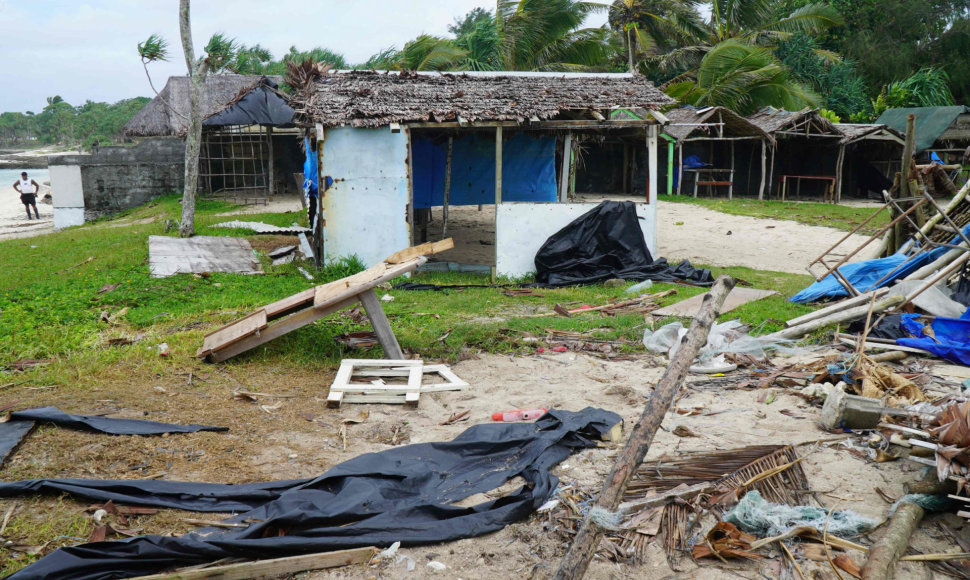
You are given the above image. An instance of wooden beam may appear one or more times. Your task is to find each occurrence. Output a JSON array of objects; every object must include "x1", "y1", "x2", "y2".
[
  {"x1": 385, "y1": 238, "x2": 454, "y2": 264},
  {"x1": 676, "y1": 144, "x2": 683, "y2": 196},
  {"x1": 559, "y1": 132, "x2": 572, "y2": 202},
  {"x1": 129, "y1": 546, "x2": 378, "y2": 580},
  {"x1": 495, "y1": 126, "x2": 503, "y2": 204},
  {"x1": 403, "y1": 119, "x2": 659, "y2": 130},
  {"x1": 266, "y1": 126, "x2": 274, "y2": 198},
  {"x1": 647, "y1": 124, "x2": 658, "y2": 203},
  {"x1": 358, "y1": 288, "x2": 405, "y2": 359},
  {"x1": 553, "y1": 276, "x2": 736, "y2": 580},
  {"x1": 835, "y1": 143, "x2": 846, "y2": 203},
  {"x1": 759, "y1": 138, "x2": 767, "y2": 200},
  {"x1": 442, "y1": 136, "x2": 453, "y2": 237},
  {"x1": 314, "y1": 124, "x2": 325, "y2": 269}
]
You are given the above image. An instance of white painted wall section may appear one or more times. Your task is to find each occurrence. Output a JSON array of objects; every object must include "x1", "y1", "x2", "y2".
[
  {"x1": 49, "y1": 164, "x2": 84, "y2": 229},
  {"x1": 321, "y1": 127, "x2": 410, "y2": 267},
  {"x1": 495, "y1": 202, "x2": 657, "y2": 278}
]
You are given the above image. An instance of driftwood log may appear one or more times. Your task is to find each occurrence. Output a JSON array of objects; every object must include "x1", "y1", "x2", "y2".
[
  {"x1": 860, "y1": 502, "x2": 924, "y2": 579},
  {"x1": 766, "y1": 295, "x2": 904, "y2": 341},
  {"x1": 553, "y1": 275, "x2": 735, "y2": 580}
]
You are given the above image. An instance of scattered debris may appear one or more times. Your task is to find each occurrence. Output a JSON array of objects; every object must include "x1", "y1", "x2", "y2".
[
  {"x1": 653, "y1": 287, "x2": 777, "y2": 318},
  {"x1": 148, "y1": 235, "x2": 262, "y2": 278},
  {"x1": 211, "y1": 221, "x2": 311, "y2": 234},
  {"x1": 327, "y1": 360, "x2": 469, "y2": 408}
]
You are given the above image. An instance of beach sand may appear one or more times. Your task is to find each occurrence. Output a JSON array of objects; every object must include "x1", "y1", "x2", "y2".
[{"x1": 0, "y1": 182, "x2": 54, "y2": 241}]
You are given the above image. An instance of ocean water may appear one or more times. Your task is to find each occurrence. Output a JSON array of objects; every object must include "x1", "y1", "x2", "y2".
[{"x1": 0, "y1": 168, "x2": 50, "y2": 186}]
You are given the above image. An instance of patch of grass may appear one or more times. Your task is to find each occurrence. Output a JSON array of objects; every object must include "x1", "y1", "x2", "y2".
[{"x1": 658, "y1": 195, "x2": 888, "y2": 235}]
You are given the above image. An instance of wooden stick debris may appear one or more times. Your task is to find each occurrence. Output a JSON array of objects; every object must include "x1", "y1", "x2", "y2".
[
  {"x1": 553, "y1": 275, "x2": 735, "y2": 580},
  {"x1": 768, "y1": 295, "x2": 904, "y2": 341},
  {"x1": 128, "y1": 546, "x2": 379, "y2": 580},
  {"x1": 860, "y1": 502, "x2": 924, "y2": 579}
]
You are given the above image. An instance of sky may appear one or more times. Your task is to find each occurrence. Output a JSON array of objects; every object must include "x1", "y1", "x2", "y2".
[{"x1": 0, "y1": 1, "x2": 610, "y2": 114}]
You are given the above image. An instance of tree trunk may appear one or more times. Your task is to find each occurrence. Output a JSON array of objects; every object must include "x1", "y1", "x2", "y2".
[
  {"x1": 553, "y1": 275, "x2": 736, "y2": 580},
  {"x1": 178, "y1": 0, "x2": 205, "y2": 238}
]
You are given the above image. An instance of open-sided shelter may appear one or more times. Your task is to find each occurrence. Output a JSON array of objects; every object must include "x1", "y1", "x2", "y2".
[
  {"x1": 663, "y1": 106, "x2": 774, "y2": 199},
  {"x1": 834, "y1": 123, "x2": 904, "y2": 201},
  {"x1": 123, "y1": 74, "x2": 299, "y2": 201},
  {"x1": 293, "y1": 70, "x2": 674, "y2": 277}
]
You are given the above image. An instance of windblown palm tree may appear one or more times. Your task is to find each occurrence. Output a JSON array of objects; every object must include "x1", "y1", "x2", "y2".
[
  {"x1": 665, "y1": 40, "x2": 819, "y2": 114},
  {"x1": 498, "y1": 0, "x2": 614, "y2": 71},
  {"x1": 608, "y1": 0, "x2": 705, "y2": 73}
]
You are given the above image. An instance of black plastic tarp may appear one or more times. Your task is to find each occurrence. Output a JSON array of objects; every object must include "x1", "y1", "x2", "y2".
[
  {"x1": 3, "y1": 407, "x2": 619, "y2": 580},
  {"x1": 203, "y1": 79, "x2": 294, "y2": 128},
  {"x1": 6, "y1": 407, "x2": 227, "y2": 435},
  {"x1": 535, "y1": 201, "x2": 714, "y2": 287}
]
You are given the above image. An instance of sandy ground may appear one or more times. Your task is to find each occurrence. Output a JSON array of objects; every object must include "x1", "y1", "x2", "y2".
[
  {"x1": 0, "y1": 183, "x2": 53, "y2": 241},
  {"x1": 656, "y1": 201, "x2": 877, "y2": 275},
  {"x1": 296, "y1": 350, "x2": 961, "y2": 579}
]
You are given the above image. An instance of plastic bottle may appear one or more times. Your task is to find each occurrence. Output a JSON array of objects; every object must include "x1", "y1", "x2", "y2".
[
  {"x1": 624, "y1": 280, "x2": 653, "y2": 295},
  {"x1": 491, "y1": 408, "x2": 548, "y2": 422}
]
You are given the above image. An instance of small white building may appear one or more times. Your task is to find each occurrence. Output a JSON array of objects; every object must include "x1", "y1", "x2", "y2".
[{"x1": 295, "y1": 70, "x2": 673, "y2": 277}]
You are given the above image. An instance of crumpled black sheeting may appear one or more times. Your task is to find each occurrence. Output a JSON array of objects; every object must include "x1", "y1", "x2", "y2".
[
  {"x1": 4, "y1": 408, "x2": 620, "y2": 580},
  {"x1": 8, "y1": 407, "x2": 227, "y2": 435},
  {"x1": 535, "y1": 201, "x2": 714, "y2": 287}
]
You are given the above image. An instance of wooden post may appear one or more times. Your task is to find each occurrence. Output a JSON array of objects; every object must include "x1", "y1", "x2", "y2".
[
  {"x1": 647, "y1": 124, "x2": 658, "y2": 203},
  {"x1": 442, "y1": 136, "x2": 453, "y2": 237},
  {"x1": 729, "y1": 140, "x2": 735, "y2": 199},
  {"x1": 553, "y1": 275, "x2": 736, "y2": 580},
  {"x1": 835, "y1": 143, "x2": 846, "y2": 204},
  {"x1": 358, "y1": 288, "x2": 405, "y2": 360},
  {"x1": 406, "y1": 128, "x2": 415, "y2": 244},
  {"x1": 894, "y1": 114, "x2": 917, "y2": 253},
  {"x1": 677, "y1": 143, "x2": 684, "y2": 196},
  {"x1": 267, "y1": 126, "x2": 275, "y2": 198},
  {"x1": 314, "y1": 123, "x2": 325, "y2": 269},
  {"x1": 759, "y1": 138, "x2": 767, "y2": 200},
  {"x1": 494, "y1": 125, "x2": 503, "y2": 278},
  {"x1": 768, "y1": 143, "x2": 776, "y2": 199},
  {"x1": 560, "y1": 132, "x2": 572, "y2": 202},
  {"x1": 861, "y1": 502, "x2": 924, "y2": 579},
  {"x1": 622, "y1": 145, "x2": 631, "y2": 194}
]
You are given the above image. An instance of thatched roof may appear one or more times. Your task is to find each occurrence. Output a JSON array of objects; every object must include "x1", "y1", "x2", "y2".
[
  {"x1": 124, "y1": 75, "x2": 286, "y2": 137},
  {"x1": 746, "y1": 107, "x2": 840, "y2": 137},
  {"x1": 663, "y1": 106, "x2": 772, "y2": 143},
  {"x1": 296, "y1": 70, "x2": 674, "y2": 128},
  {"x1": 835, "y1": 123, "x2": 904, "y2": 144}
]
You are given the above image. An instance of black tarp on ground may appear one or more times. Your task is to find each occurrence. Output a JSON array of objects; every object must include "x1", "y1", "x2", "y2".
[
  {"x1": 203, "y1": 78, "x2": 294, "y2": 128},
  {"x1": 534, "y1": 201, "x2": 714, "y2": 287},
  {"x1": 3, "y1": 407, "x2": 620, "y2": 580},
  {"x1": 6, "y1": 407, "x2": 227, "y2": 435}
]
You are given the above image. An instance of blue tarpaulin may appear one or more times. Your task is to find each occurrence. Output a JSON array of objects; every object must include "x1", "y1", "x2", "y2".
[
  {"x1": 898, "y1": 312, "x2": 970, "y2": 365},
  {"x1": 412, "y1": 133, "x2": 557, "y2": 208},
  {"x1": 303, "y1": 137, "x2": 317, "y2": 198},
  {"x1": 790, "y1": 219, "x2": 970, "y2": 303}
]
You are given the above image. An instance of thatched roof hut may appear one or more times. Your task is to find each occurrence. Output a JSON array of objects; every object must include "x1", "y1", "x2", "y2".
[
  {"x1": 664, "y1": 106, "x2": 772, "y2": 143},
  {"x1": 746, "y1": 107, "x2": 840, "y2": 137},
  {"x1": 295, "y1": 70, "x2": 674, "y2": 128},
  {"x1": 123, "y1": 75, "x2": 288, "y2": 137}
]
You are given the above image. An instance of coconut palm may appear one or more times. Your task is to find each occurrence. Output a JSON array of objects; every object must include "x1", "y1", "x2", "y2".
[
  {"x1": 607, "y1": 0, "x2": 705, "y2": 73},
  {"x1": 496, "y1": 0, "x2": 615, "y2": 71},
  {"x1": 665, "y1": 40, "x2": 819, "y2": 114}
]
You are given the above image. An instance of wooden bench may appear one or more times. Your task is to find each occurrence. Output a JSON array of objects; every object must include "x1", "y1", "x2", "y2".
[{"x1": 685, "y1": 168, "x2": 735, "y2": 198}]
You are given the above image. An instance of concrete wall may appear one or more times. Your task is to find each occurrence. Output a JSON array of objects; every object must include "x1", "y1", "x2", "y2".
[
  {"x1": 321, "y1": 127, "x2": 410, "y2": 267},
  {"x1": 48, "y1": 137, "x2": 184, "y2": 224},
  {"x1": 495, "y1": 202, "x2": 657, "y2": 278},
  {"x1": 49, "y1": 164, "x2": 84, "y2": 229}
]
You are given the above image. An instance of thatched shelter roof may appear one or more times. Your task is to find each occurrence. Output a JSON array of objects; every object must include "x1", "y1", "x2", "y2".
[
  {"x1": 296, "y1": 70, "x2": 674, "y2": 128},
  {"x1": 663, "y1": 106, "x2": 772, "y2": 143},
  {"x1": 835, "y1": 123, "x2": 904, "y2": 145},
  {"x1": 123, "y1": 75, "x2": 287, "y2": 137},
  {"x1": 746, "y1": 107, "x2": 840, "y2": 137}
]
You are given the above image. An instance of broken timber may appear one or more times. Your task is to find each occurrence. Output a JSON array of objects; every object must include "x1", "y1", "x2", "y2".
[
  {"x1": 553, "y1": 275, "x2": 735, "y2": 580},
  {"x1": 197, "y1": 239, "x2": 454, "y2": 362},
  {"x1": 129, "y1": 546, "x2": 378, "y2": 580},
  {"x1": 328, "y1": 361, "x2": 470, "y2": 407}
]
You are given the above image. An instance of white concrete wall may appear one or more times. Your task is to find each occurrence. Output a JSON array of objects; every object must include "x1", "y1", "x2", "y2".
[
  {"x1": 49, "y1": 164, "x2": 84, "y2": 229},
  {"x1": 495, "y1": 202, "x2": 657, "y2": 278},
  {"x1": 321, "y1": 127, "x2": 410, "y2": 267}
]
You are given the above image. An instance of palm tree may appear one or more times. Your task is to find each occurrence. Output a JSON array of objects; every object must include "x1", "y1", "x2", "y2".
[
  {"x1": 496, "y1": 0, "x2": 615, "y2": 71},
  {"x1": 607, "y1": 0, "x2": 705, "y2": 73},
  {"x1": 665, "y1": 39, "x2": 819, "y2": 114}
]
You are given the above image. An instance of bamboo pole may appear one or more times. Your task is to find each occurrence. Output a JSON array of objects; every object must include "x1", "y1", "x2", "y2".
[
  {"x1": 553, "y1": 275, "x2": 736, "y2": 580},
  {"x1": 759, "y1": 138, "x2": 767, "y2": 200},
  {"x1": 766, "y1": 295, "x2": 904, "y2": 341}
]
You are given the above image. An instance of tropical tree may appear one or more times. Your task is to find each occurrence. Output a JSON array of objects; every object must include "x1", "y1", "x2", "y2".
[
  {"x1": 665, "y1": 40, "x2": 819, "y2": 115},
  {"x1": 776, "y1": 33, "x2": 868, "y2": 119},
  {"x1": 497, "y1": 0, "x2": 615, "y2": 71},
  {"x1": 607, "y1": 0, "x2": 704, "y2": 73},
  {"x1": 870, "y1": 67, "x2": 956, "y2": 119}
]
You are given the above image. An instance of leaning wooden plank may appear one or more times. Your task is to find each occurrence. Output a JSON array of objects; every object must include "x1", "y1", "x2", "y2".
[
  {"x1": 359, "y1": 289, "x2": 405, "y2": 359},
  {"x1": 207, "y1": 297, "x2": 359, "y2": 362},
  {"x1": 129, "y1": 546, "x2": 378, "y2": 580},
  {"x1": 196, "y1": 310, "x2": 268, "y2": 358},
  {"x1": 314, "y1": 258, "x2": 425, "y2": 309},
  {"x1": 835, "y1": 337, "x2": 927, "y2": 354},
  {"x1": 785, "y1": 288, "x2": 889, "y2": 328},
  {"x1": 384, "y1": 238, "x2": 455, "y2": 264},
  {"x1": 263, "y1": 288, "x2": 316, "y2": 320}
]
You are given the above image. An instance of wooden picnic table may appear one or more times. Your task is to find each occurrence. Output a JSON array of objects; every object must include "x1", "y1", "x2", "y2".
[
  {"x1": 778, "y1": 174, "x2": 836, "y2": 202},
  {"x1": 685, "y1": 167, "x2": 735, "y2": 199}
]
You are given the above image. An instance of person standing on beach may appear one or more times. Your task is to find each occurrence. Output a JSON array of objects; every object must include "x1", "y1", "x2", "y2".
[{"x1": 13, "y1": 171, "x2": 40, "y2": 219}]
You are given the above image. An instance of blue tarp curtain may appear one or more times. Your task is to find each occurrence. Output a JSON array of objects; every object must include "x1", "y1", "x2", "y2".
[
  {"x1": 412, "y1": 133, "x2": 557, "y2": 208},
  {"x1": 303, "y1": 137, "x2": 317, "y2": 199}
]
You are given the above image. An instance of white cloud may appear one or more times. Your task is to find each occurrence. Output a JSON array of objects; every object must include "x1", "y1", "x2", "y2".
[{"x1": 1, "y1": 1, "x2": 608, "y2": 113}]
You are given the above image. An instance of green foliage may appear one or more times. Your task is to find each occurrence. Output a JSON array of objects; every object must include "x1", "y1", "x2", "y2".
[
  {"x1": 137, "y1": 33, "x2": 170, "y2": 63},
  {"x1": 0, "y1": 96, "x2": 150, "y2": 147},
  {"x1": 775, "y1": 33, "x2": 869, "y2": 119},
  {"x1": 818, "y1": 108, "x2": 840, "y2": 122},
  {"x1": 666, "y1": 40, "x2": 819, "y2": 114},
  {"x1": 497, "y1": 0, "x2": 617, "y2": 71},
  {"x1": 871, "y1": 67, "x2": 956, "y2": 118}
]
